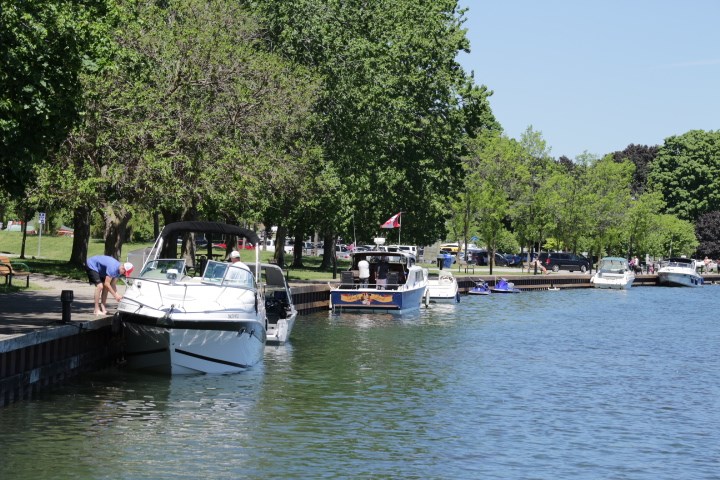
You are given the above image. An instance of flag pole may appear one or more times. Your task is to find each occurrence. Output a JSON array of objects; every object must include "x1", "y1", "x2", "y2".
[{"x1": 398, "y1": 212, "x2": 402, "y2": 245}]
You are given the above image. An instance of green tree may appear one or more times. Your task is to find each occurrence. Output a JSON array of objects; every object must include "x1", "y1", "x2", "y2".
[
  {"x1": 249, "y1": 0, "x2": 496, "y2": 256},
  {"x1": 648, "y1": 130, "x2": 720, "y2": 222},
  {"x1": 1, "y1": 0, "x2": 109, "y2": 198}
]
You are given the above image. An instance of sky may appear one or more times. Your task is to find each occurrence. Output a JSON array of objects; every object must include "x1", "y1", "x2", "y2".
[{"x1": 457, "y1": 0, "x2": 720, "y2": 159}]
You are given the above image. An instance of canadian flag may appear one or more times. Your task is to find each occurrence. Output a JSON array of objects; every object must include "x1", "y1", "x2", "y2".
[{"x1": 381, "y1": 212, "x2": 401, "y2": 229}]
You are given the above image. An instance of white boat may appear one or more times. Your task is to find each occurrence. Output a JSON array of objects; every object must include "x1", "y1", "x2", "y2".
[
  {"x1": 250, "y1": 263, "x2": 297, "y2": 345},
  {"x1": 590, "y1": 257, "x2": 635, "y2": 289},
  {"x1": 117, "y1": 221, "x2": 267, "y2": 374},
  {"x1": 426, "y1": 269, "x2": 460, "y2": 303},
  {"x1": 657, "y1": 257, "x2": 704, "y2": 287},
  {"x1": 329, "y1": 250, "x2": 428, "y2": 312}
]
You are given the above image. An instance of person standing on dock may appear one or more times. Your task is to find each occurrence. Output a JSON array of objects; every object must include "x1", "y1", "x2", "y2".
[{"x1": 85, "y1": 255, "x2": 133, "y2": 316}]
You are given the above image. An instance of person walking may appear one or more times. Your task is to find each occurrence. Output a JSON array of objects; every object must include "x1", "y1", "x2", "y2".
[{"x1": 85, "y1": 255, "x2": 133, "y2": 316}]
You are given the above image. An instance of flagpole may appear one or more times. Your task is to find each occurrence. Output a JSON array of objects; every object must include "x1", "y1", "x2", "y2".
[{"x1": 398, "y1": 212, "x2": 402, "y2": 246}]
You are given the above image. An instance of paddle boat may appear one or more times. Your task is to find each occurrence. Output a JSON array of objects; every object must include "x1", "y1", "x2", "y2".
[
  {"x1": 468, "y1": 281, "x2": 491, "y2": 295},
  {"x1": 490, "y1": 278, "x2": 521, "y2": 293}
]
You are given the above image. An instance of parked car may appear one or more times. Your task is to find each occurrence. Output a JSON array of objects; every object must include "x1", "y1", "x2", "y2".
[
  {"x1": 466, "y1": 249, "x2": 509, "y2": 267},
  {"x1": 537, "y1": 252, "x2": 590, "y2": 273},
  {"x1": 503, "y1": 253, "x2": 523, "y2": 267},
  {"x1": 335, "y1": 244, "x2": 351, "y2": 260}
]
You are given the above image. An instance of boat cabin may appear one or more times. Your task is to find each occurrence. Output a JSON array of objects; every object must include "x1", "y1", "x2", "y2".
[{"x1": 343, "y1": 251, "x2": 419, "y2": 290}]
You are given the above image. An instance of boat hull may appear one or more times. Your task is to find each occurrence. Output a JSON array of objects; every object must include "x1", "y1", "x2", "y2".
[
  {"x1": 120, "y1": 312, "x2": 265, "y2": 374},
  {"x1": 658, "y1": 272, "x2": 703, "y2": 287},
  {"x1": 591, "y1": 274, "x2": 634, "y2": 290},
  {"x1": 266, "y1": 312, "x2": 297, "y2": 345},
  {"x1": 330, "y1": 286, "x2": 427, "y2": 312}
]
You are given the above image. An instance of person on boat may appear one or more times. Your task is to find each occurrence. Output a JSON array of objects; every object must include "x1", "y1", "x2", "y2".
[
  {"x1": 358, "y1": 258, "x2": 370, "y2": 287},
  {"x1": 229, "y1": 250, "x2": 249, "y2": 270},
  {"x1": 376, "y1": 257, "x2": 389, "y2": 290},
  {"x1": 85, "y1": 255, "x2": 133, "y2": 316}
]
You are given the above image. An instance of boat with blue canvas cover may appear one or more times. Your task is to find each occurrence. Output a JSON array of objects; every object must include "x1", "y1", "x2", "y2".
[{"x1": 329, "y1": 250, "x2": 428, "y2": 312}]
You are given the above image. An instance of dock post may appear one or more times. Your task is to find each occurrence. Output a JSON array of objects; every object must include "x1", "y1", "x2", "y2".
[{"x1": 61, "y1": 290, "x2": 74, "y2": 323}]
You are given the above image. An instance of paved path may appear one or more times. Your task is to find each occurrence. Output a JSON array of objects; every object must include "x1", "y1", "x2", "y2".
[{"x1": 0, "y1": 274, "x2": 113, "y2": 340}]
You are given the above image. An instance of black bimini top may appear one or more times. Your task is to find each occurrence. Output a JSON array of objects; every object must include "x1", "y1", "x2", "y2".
[{"x1": 160, "y1": 221, "x2": 260, "y2": 246}]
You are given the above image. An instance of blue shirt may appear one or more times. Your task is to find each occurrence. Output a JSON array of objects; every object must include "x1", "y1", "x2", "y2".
[{"x1": 87, "y1": 255, "x2": 122, "y2": 279}]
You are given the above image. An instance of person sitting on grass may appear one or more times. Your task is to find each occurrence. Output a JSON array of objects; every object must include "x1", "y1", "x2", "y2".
[{"x1": 85, "y1": 255, "x2": 133, "y2": 316}]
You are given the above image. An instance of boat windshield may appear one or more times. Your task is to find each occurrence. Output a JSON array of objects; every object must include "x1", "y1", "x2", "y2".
[
  {"x1": 139, "y1": 259, "x2": 187, "y2": 280},
  {"x1": 599, "y1": 259, "x2": 627, "y2": 273},
  {"x1": 202, "y1": 260, "x2": 255, "y2": 288}
]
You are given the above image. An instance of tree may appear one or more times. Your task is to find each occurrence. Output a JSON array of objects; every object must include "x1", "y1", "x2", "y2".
[
  {"x1": 249, "y1": 0, "x2": 496, "y2": 251},
  {"x1": 695, "y1": 211, "x2": 720, "y2": 258},
  {"x1": 645, "y1": 214, "x2": 698, "y2": 258},
  {"x1": 648, "y1": 130, "x2": 720, "y2": 222},
  {"x1": 0, "y1": 0, "x2": 109, "y2": 198},
  {"x1": 611, "y1": 144, "x2": 659, "y2": 195}
]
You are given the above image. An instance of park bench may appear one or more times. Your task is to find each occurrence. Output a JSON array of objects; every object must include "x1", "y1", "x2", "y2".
[
  {"x1": 0, "y1": 255, "x2": 31, "y2": 287},
  {"x1": 457, "y1": 259, "x2": 475, "y2": 274}
]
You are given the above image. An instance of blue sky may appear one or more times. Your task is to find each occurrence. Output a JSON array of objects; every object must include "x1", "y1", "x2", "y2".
[{"x1": 457, "y1": 1, "x2": 720, "y2": 159}]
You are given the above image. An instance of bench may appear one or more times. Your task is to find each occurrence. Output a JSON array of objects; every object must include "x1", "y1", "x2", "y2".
[
  {"x1": 457, "y1": 259, "x2": 475, "y2": 273},
  {"x1": 0, "y1": 255, "x2": 31, "y2": 287}
]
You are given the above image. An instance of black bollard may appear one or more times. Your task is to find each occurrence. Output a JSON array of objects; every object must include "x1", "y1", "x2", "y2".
[{"x1": 61, "y1": 290, "x2": 74, "y2": 323}]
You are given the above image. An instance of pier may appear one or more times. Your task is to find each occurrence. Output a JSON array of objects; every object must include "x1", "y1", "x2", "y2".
[{"x1": 2, "y1": 272, "x2": 719, "y2": 407}]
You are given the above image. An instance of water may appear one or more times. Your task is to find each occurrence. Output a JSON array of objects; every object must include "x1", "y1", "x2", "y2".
[{"x1": 1, "y1": 287, "x2": 719, "y2": 479}]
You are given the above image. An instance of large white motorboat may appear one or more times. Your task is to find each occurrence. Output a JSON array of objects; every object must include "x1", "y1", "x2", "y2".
[
  {"x1": 329, "y1": 250, "x2": 428, "y2": 312},
  {"x1": 657, "y1": 257, "x2": 704, "y2": 287},
  {"x1": 250, "y1": 263, "x2": 297, "y2": 345},
  {"x1": 590, "y1": 257, "x2": 635, "y2": 290},
  {"x1": 426, "y1": 269, "x2": 460, "y2": 303},
  {"x1": 117, "y1": 221, "x2": 267, "y2": 374}
]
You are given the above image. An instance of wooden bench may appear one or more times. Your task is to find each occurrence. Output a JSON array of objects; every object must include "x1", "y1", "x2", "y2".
[
  {"x1": 0, "y1": 255, "x2": 31, "y2": 287},
  {"x1": 457, "y1": 259, "x2": 475, "y2": 273}
]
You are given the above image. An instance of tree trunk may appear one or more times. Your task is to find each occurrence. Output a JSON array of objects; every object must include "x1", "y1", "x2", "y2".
[
  {"x1": 290, "y1": 223, "x2": 305, "y2": 268},
  {"x1": 19, "y1": 208, "x2": 33, "y2": 259},
  {"x1": 103, "y1": 205, "x2": 132, "y2": 259},
  {"x1": 69, "y1": 204, "x2": 91, "y2": 267},
  {"x1": 319, "y1": 232, "x2": 335, "y2": 270}
]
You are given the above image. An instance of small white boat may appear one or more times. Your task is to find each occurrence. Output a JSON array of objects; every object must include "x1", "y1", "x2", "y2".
[
  {"x1": 118, "y1": 221, "x2": 267, "y2": 374},
  {"x1": 590, "y1": 257, "x2": 635, "y2": 290},
  {"x1": 330, "y1": 250, "x2": 428, "y2": 312},
  {"x1": 426, "y1": 269, "x2": 460, "y2": 303},
  {"x1": 657, "y1": 258, "x2": 704, "y2": 287},
  {"x1": 250, "y1": 263, "x2": 297, "y2": 345}
]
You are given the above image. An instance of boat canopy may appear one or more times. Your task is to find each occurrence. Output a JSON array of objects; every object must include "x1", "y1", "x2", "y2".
[{"x1": 159, "y1": 221, "x2": 260, "y2": 246}]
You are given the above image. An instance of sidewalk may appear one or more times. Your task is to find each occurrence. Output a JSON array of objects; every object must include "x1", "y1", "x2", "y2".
[{"x1": 0, "y1": 274, "x2": 112, "y2": 340}]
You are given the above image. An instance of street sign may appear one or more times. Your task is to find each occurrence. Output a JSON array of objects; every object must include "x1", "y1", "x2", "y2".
[{"x1": 39, "y1": 212, "x2": 46, "y2": 225}]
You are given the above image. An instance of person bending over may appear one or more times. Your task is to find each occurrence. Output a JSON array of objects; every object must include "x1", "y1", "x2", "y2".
[{"x1": 85, "y1": 255, "x2": 133, "y2": 316}]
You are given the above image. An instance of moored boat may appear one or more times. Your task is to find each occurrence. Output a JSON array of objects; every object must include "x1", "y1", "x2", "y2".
[
  {"x1": 490, "y1": 278, "x2": 521, "y2": 293},
  {"x1": 426, "y1": 269, "x2": 460, "y2": 303},
  {"x1": 117, "y1": 221, "x2": 266, "y2": 374},
  {"x1": 657, "y1": 258, "x2": 703, "y2": 287},
  {"x1": 329, "y1": 250, "x2": 428, "y2": 312},
  {"x1": 468, "y1": 281, "x2": 491, "y2": 295},
  {"x1": 590, "y1": 257, "x2": 635, "y2": 290},
  {"x1": 250, "y1": 263, "x2": 297, "y2": 345}
]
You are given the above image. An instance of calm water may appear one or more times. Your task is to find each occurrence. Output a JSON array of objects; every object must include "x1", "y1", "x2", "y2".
[{"x1": 1, "y1": 286, "x2": 719, "y2": 479}]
